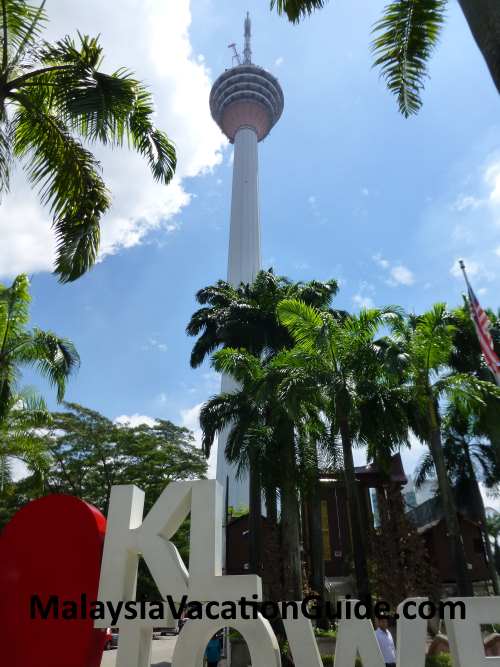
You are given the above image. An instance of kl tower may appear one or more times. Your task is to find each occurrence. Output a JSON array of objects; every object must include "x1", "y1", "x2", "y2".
[{"x1": 210, "y1": 14, "x2": 284, "y2": 510}]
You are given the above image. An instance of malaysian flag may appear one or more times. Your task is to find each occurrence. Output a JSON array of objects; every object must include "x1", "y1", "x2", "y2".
[{"x1": 460, "y1": 260, "x2": 500, "y2": 385}]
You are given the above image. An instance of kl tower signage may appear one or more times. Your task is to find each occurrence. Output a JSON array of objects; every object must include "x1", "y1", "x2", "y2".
[
  {"x1": 209, "y1": 13, "x2": 284, "y2": 510},
  {"x1": 2, "y1": 479, "x2": 499, "y2": 667}
]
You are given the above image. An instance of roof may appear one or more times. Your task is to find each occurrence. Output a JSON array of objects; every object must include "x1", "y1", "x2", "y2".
[{"x1": 320, "y1": 453, "x2": 407, "y2": 486}]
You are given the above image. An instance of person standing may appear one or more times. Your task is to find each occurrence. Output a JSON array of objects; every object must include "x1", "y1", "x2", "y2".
[
  {"x1": 375, "y1": 616, "x2": 396, "y2": 667},
  {"x1": 205, "y1": 635, "x2": 221, "y2": 667}
]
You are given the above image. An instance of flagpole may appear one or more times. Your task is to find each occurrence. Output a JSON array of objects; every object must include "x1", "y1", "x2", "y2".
[
  {"x1": 458, "y1": 258, "x2": 471, "y2": 291},
  {"x1": 459, "y1": 259, "x2": 500, "y2": 386}
]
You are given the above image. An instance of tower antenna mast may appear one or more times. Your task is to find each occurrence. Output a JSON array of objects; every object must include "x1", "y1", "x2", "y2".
[{"x1": 243, "y1": 12, "x2": 252, "y2": 64}]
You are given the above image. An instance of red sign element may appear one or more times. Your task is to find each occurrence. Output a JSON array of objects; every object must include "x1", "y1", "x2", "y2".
[{"x1": 0, "y1": 494, "x2": 107, "y2": 667}]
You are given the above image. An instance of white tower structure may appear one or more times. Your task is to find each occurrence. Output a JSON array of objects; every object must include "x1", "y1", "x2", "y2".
[{"x1": 209, "y1": 14, "x2": 284, "y2": 509}]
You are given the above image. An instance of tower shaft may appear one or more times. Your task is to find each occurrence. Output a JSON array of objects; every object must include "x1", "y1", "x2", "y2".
[
  {"x1": 227, "y1": 127, "x2": 261, "y2": 286},
  {"x1": 216, "y1": 126, "x2": 261, "y2": 510}
]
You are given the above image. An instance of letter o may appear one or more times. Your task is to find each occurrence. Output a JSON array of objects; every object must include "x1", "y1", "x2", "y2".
[{"x1": 171, "y1": 613, "x2": 281, "y2": 667}]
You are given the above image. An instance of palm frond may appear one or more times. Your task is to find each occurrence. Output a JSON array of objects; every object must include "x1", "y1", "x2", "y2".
[
  {"x1": 0, "y1": 0, "x2": 47, "y2": 69},
  {"x1": 12, "y1": 93, "x2": 110, "y2": 282},
  {"x1": 277, "y1": 298, "x2": 325, "y2": 348},
  {"x1": 18, "y1": 329, "x2": 80, "y2": 401},
  {"x1": 434, "y1": 373, "x2": 500, "y2": 411},
  {"x1": 128, "y1": 88, "x2": 176, "y2": 184},
  {"x1": 211, "y1": 348, "x2": 263, "y2": 385},
  {"x1": 37, "y1": 34, "x2": 177, "y2": 183},
  {"x1": 372, "y1": 0, "x2": 446, "y2": 117},
  {"x1": 270, "y1": 0, "x2": 329, "y2": 23},
  {"x1": 8, "y1": 0, "x2": 46, "y2": 69},
  {"x1": 414, "y1": 450, "x2": 436, "y2": 487}
]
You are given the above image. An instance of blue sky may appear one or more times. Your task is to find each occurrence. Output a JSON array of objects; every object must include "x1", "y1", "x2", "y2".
[{"x1": 3, "y1": 0, "x2": 500, "y2": 483}]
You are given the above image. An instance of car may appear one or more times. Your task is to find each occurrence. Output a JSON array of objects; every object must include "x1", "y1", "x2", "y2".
[
  {"x1": 103, "y1": 628, "x2": 119, "y2": 650},
  {"x1": 103, "y1": 628, "x2": 113, "y2": 650}
]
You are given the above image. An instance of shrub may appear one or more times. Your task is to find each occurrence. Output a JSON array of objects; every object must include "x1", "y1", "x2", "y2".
[
  {"x1": 426, "y1": 654, "x2": 452, "y2": 667},
  {"x1": 315, "y1": 627, "x2": 337, "y2": 639},
  {"x1": 322, "y1": 657, "x2": 362, "y2": 666}
]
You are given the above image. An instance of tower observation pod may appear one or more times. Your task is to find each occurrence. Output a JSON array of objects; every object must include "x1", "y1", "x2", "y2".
[{"x1": 209, "y1": 14, "x2": 284, "y2": 510}]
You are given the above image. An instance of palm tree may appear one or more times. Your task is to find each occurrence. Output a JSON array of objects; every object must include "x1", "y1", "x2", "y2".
[
  {"x1": 199, "y1": 347, "x2": 322, "y2": 600},
  {"x1": 187, "y1": 270, "x2": 338, "y2": 593},
  {"x1": 0, "y1": 274, "x2": 79, "y2": 420},
  {"x1": 270, "y1": 0, "x2": 500, "y2": 117},
  {"x1": 276, "y1": 301, "x2": 410, "y2": 602},
  {"x1": 187, "y1": 271, "x2": 338, "y2": 367},
  {"x1": 415, "y1": 402, "x2": 500, "y2": 594},
  {"x1": 0, "y1": 388, "x2": 51, "y2": 493},
  {"x1": 449, "y1": 303, "x2": 500, "y2": 452},
  {"x1": 386, "y1": 303, "x2": 500, "y2": 595},
  {"x1": 0, "y1": 0, "x2": 176, "y2": 282}
]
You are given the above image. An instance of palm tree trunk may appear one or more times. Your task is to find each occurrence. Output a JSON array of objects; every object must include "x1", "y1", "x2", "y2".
[
  {"x1": 248, "y1": 457, "x2": 262, "y2": 575},
  {"x1": 457, "y1": 0, "x2": 500, "y2": 93},
  {"x1": 338, "y1": 415, "x2": 371, "y2": 604},
  {"x1": 306, "y1": 443, "x2": 325, "y2": 604},
  {"x1": 281, "y1": 483, "x2": 303, "y2": 600},
  {"x1": 427, "y1": 402, "x2": 473, "y2": 595},
  {"x1": 462, "y1": 445, "x2": 500, "y2": 594},
  {"x1": 307, "y1": 444, "x2": 325, "y2": 599},
  {"x1": 265, "y1": 483, "x2": 278, "y2": 524},
  {"x1": 280, "y1": 422, "x2": 303, "y2": 601},
  {"x1": 475, "y1": 482, "x2": 500, "y2": 595}
]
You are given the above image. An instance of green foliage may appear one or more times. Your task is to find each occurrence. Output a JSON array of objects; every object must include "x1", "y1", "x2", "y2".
[
  {"x1": 187, "y1": 270, "x2": 338, "y2": 368},
  {"x1": 276, "y1": 300, "x2": 410, "y2": 459},
  {"x1": 371, "y1": 0, "x2": 446, "y2": 117},
  {"x1": 0, "y1": 273, "x2": 79, "y2": 420},
  {"x1": 426, "y1": 653, "x2": 452, "y2": 667},
  {"x1": 321, "y1": 657, "x2": 362, "y2": 667},
  {"x1": 0, "y1": 402, "x2": 206, "y2": 597},
  {"x1": 270, "y1": 0, "x2": 329, "y2": 24},
  {"x1": 314, "y1": 627, "x2": 337, "y2": 638},
  {"x1": 38, "y1": 402, "x2": 207, "y2": 515},
  {"x1": 0, "y1": 0, "x2": 176, "y2": 281},
  {"x1": 269, "y1": 0, "x2": 453, "y2": 117},
  {"x1": 0, "y1": 402, "x2": 207, "y2": 521}
]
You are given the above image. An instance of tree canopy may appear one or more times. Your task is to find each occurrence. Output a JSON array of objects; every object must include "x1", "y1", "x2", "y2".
[{"x1": 0, "y1": 0, "x2": 176, "y2": 281}]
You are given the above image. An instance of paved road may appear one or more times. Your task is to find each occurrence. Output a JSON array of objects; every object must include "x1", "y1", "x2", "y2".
[{"x1": 100, "y1": 636, "x2": 177, "y2": 667}]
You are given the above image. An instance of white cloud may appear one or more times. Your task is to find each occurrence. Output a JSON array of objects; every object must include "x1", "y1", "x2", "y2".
[
  {"x1": 372, "y1": 253, "x2": 414, "y2": 286},
  {"x1": 352, "y1": 293, "x2": 374, "y2": 309},
  {"x1": 451, "y1": 194, "x2": 482, "y2": 212},
  {"x1": 485, "y1": 161, "x2": 500, "y2": 211},
  {"x1": 115, "y1": 414, "x2": 157, "y2": 427},
  {"x1": 180, "y1": 402, "x2": 216, "y2": 478},
  {"x1": 142, "y1": 336, "x2": 168, "y2": 353},
  {"x1": 372, "y1": 253, "x2": 389, "y2": 269},
  {"x1": 390, "y1": 264, "x2": 415, "y2": 286},
  {"x1": 156, "y1": 392, "x2": 168, "y2": 405},
  {"x1": 274, "y1": 56, "x2": 284, "y2": 67},
  {"x1": 0, "y1": 0, "x2": 225, "y2": 278},
  {"x1": 294, "y1": 260, "x2": 310, "y2": 270},
  {"x1": 361, "y1": 187, "x2": 369, "y2": 197}
]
